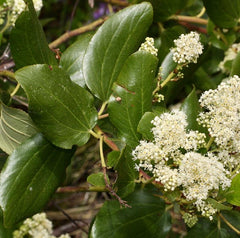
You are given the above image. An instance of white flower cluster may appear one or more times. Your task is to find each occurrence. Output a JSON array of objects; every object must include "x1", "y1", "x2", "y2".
[
  {"x1": 132, "y1": 109, "x2": 232, "y2": 221},
  {"x1": 13, "y1": 213, "x2": 70, "y2": 238},
  {"x1": 171, "y1": 31, "x2": 203, "y2": 64},
  {"x1": 2, "y1": 0, "x2": 43, "y2": 25},
  {"x1": 138, "y1": 37, "x2": 158, "y2": 56},
  {"x1": 198, "y1": 75, "x2": 240, "y2": 154},
  {"x1": 219, "y1": 43, "x2": 240, "y2": 73}
]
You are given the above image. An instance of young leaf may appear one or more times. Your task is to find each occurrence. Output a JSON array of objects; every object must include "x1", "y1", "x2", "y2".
[
  {"x1": 0, "y1": 133, "x2": 75, "y2": 227},
  {"x1": 226, "y1": 173, "x2": 240, "y2": 206},
  {"x1": 203, "y1": 0, "x2": 240, "y2": 28},
  {"x1": 90, "y1": 187, "x2": 171, "y2": 238},
  {"x1": 60, "y1": 34, "x2": 92, "y2": 87},
  {"x1": 137, "y1": 108, "x2": 167, "y2": 141},
  {"x1": 10, "y1": 1, "x2": 56, "y2": 69},
  {"x1": 15, "y1": 65, "x2": 98, "y2": 149},
  {"x1": 83, "y1": 2, "x2": 153, "y2": 101},
  {"x1": 87, "y1": 172, "x2": 107, "y2": 187},
  {"x1": 0, "y1": 103, "x2": 38, "y2": 155},
  {"x1": 108, "y1": 51, "x2": 158, "y2": 148}
]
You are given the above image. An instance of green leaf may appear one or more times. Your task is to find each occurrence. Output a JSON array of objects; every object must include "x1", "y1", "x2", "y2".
[
  {"x1": 142, "y1": 0, "x2": 192, "y2": 22},
  {"x1": 203, "y1": 0, "x2": 240, "y2": 28},
  {"x1": 226, "y1": 173, "x2": 240, "y2": 206},
  {"x1": 0, "y1": 103, "x2": 38, "y2": 155},
  {"x1": 60, "y1": 34, "x2": 92, "y2": 87},
  {"x1": 158, "y1": 26, "x2": 185, "y2": 62},
  {"x1": 0, "y1": 209, "x2": 13, "y2": 238},
  {"x1": 181, "y1": 87, "x2": 204, "y2": 131},
  {"x1": 221, "y1": 210, "x2": 240, "y2": 232},
  {"x1": 107, "y1": 150, "x2": 121, "y2": 168},
  {"x1": 83, "y1": 2, "x2": 153, "y2": 101},
  {"x1": 115, "y1": 150, "x2": 137, "y2": 198},
  {"x1": 186, "y1": 218, "x2": 229, "y2": 238},
  {"x1": 15, "y1": 65, "x2": 98, "y2": 149},
  {"x1": 0, "y1": 133, "x2": 75, "y2": 227},
  {"x1": 137, "y1": 108, "x2": 167, "y2": 141},
  {"x1": 10, "y1": 2, "x2": 56, "y2": 69},
  {"x1": 160, "y1": 52, "x2": 177, "y2": 80},
  {"x1": 206, "y1": 198, "x2": 232, "y2": 211},
  {"x1": 90, "y1": 187, "x2": 171, "y2": 238},
  {"x1": 108, "y1": 51, "x2": 158, "y2": 148},
  {"x1": 231, "y1": 51, "x2": 240, "y2": 76},
  {"x1": 87, "y1": 172, "x2": 107, "y2": 187}
]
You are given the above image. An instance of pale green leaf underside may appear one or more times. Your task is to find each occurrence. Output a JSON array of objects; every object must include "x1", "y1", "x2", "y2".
[{"x1": 0, "y1": 103, "x2": 38, "y2": 154}]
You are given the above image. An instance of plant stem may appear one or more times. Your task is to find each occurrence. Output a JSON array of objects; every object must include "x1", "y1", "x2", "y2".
[
  {"x1": 219, "y1": 213, "x2": 240, "y2": 235},
  {"x1": 10, "y1": 83, "x2": 20, "y2": 97},
  {"x1": 0, "y1": 70, "x2": 15, "y2": 80},
  {"x1": 0, "y1": 12, "x2": 10, "y2": 34},
  {"x1": 57, "y1": 185, "x2": 107, "y2": 193},
  {"x1": 170, "y1": 15, "x2": 208, "y2": 25},
  {"x1": 205, "y1": 137, "x2": 214, "y2": 151},
  {"x1": 152, "y1": 71, "x2": 175, "y2": 95},
  {"x1": 49, "y1": 18, "x2": 107, "y2": 49},
  {"x1": 99, "y1": 135, "x2": 106, "y2": 167},
  {"x1": 195, "y1": 7, "x2": 206, "y2": 18},
  {"x1": 98, "y1": 101, "x2": 108, "y2": 116},
  {"x1": 98, "y1": 113, "x2": 109, "y2": 119},
  {"x1": 89, "y1": 129, "x2": 101, "y2": 139}
]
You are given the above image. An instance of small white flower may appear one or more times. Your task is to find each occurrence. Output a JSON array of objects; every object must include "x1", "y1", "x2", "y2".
[
  {"x1": 171, "y1": 31, "x2": 203, "y2": 64},
  {"x1": 198, "y1": 75, "x2": 240, "y2": 153},
  {"x1": 138, "y1": 37, "x2": 158, "y2": 56}
]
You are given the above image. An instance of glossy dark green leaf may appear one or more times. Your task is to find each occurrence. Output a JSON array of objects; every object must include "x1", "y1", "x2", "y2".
[
  {"x1": 160, "y1": 52, "x2": 177, "y2": 80},
  {"x1": 181, "y1": 87, "x2": 204, "y2": 131},
  {"x1": 15, "y1": 65, "x2": 98, "y2": 149},
  {"x1": 221, "y1": 210, "x2": 240, "y2": 231},
  {"x1": 87, "y1": 172, "x2": 106, "y2": 187},
  {"x1": 142, "y1": 0, "x2": 192, "y2": 22},
  {"x1": 186, "y1": 218, "x2": 229, "y2": 238},
  {"x1": 115, "y1": 150, "x2": 137, "y2": 198},
  {"x1": 231, "y1": 51, "x2": 240, "y2": 76},
  {"x1": 158, "y1": 26, "x2": 185, "y2": 62},
  {"x1": 83, "y1": 2, "x2": 153, "y2": 101},
  {"x1": 60, "y1": 34, "x2": 92, "y2": 87},
  {"x1": 0, "y1": 103, "x2": 38, "y2": 154},
  {"x1": 108, "y1": 51, "x2": 158, "y2": 148},
  {"x1": 203, "y1": 0, "x2": 240, "y2": 28},
  {"x1": 226, "y1": 173, "x2": 240, "y2": 206},
  {"x1": 137, "y1": 108, "x2": 167, "y2": 141},
  {"x1": 0, "y1": 133, "x2": 75, "y2": 227},
  {"x1": 90, "y1": 187, "x2": 171, "y2": 238},
  {"x1": 10, "y1": 0, "x2": 56, "y2": 69}
]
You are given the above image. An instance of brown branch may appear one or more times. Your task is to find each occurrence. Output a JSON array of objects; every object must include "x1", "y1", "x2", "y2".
[
  {"x1": 171, "y1": 15, "x2": 208, "y2": 25},
  {"x1": 97, "y1": 0, "x2": 129, "y2": 7},
  {"x1": 178, "y1": 21, "x2": 207, "y2": 34},
  {"x1": 49, "y1": 18, "x2": 107, "y2": 49}
]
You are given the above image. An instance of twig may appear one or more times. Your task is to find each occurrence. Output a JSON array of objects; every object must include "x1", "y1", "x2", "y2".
[
  {"x1": 49, "y1": 18, "x2": 107, "y2": 49},
  {"x1": 98, "y1": 113, "x2": 109, "y2": 119},
  {"x1": 178, "y1": 21, "x2": 207, "y2": 34},
  {"x1": 103, "y1": 166, "x2": 131, "y2": 208},
  {"x1": 54, "y1": 203, "x2": 88, "y2": 234},
  {"x1": 97, "y1": 0, "x2": 129, "y2": 7},
  {"x1": 170, "y1": 15, "x2": 208, "y2": 25},
  {"x1": 57, "y1": 185, "x2": 107, "y2": 193}
]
